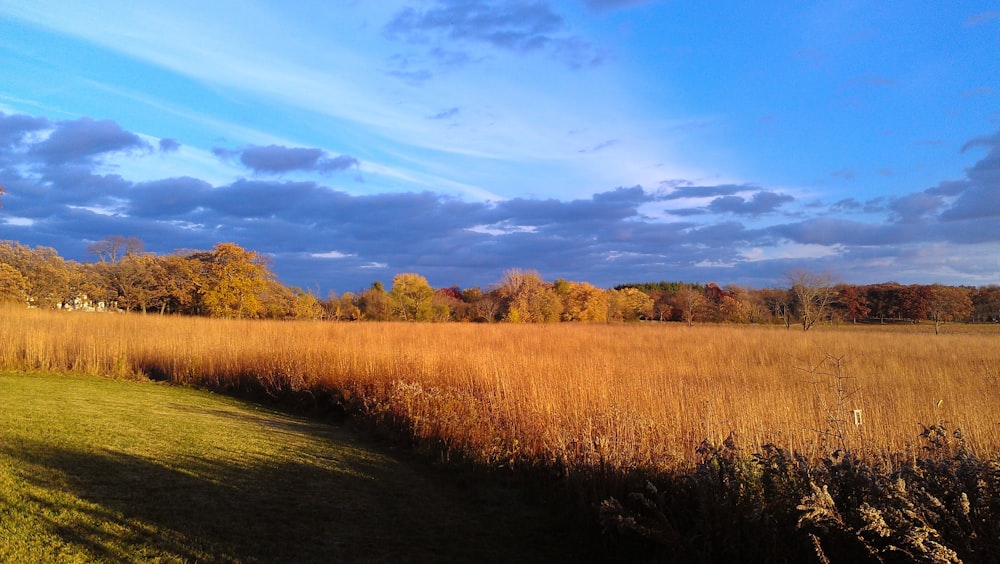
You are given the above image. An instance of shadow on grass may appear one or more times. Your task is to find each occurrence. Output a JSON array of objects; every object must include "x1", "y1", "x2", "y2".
[
  {"x1": 161, "y1": 399, "x2": 339, "y2": 437},
  {"x1": 4, "y1": 436, "x2": 587, "y2": 563}
]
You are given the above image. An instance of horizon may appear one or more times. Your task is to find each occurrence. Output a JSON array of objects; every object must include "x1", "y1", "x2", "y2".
[
  {"x1": 4, "y1": 236, "x2": 996, "y2": 296},
  {"x1": 1, "y1": 2, "x2": 998, "y2": 294}
]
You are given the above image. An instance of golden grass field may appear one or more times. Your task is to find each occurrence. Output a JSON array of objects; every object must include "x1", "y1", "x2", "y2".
[{"x1": 2, "y1": 306, "x2": 998, "y2": 472}]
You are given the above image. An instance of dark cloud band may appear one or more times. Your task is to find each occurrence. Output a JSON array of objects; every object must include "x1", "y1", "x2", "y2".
[{"x1": 1, "y1": 110, "x2": 999, "y2": 292}]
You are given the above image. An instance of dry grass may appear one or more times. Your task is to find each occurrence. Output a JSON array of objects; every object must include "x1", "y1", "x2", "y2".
[{"x1": 2, "y1": 306, "x2": 998, "y2": 474}]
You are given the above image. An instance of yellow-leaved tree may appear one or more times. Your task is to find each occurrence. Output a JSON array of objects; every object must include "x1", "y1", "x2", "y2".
[
  {"x1": 197, "y1": 243, "x2": 274, "y2": 318},
  {"x1": 0, "y1": 262, "x2": 29, "y2": 304},
  {"x1": 389, "y1": 273, "x2": 434, "y2": 321},
  {"x1": 498, "y1": 269, "x2": 562, "y2": 323},
  {"x1": 608, "y1": 287, "x2": 654, "y2": 322},
  {"x1": 554, "y1": 279, "x2": 609, "y2": 322}
]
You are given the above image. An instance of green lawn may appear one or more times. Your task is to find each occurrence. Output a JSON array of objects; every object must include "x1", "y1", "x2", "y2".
[{"x1": 0, "y1": 372, "x2": 583, "y2": 563}]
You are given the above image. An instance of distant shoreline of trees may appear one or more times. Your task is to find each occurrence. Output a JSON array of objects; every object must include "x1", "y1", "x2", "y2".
[{"x1": 2, "y1": 237, "x2": 998, "y2": 329}]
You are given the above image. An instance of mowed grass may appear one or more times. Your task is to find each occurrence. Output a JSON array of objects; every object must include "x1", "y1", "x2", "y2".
[{"x1": 0, "y1": 372, "x2": 583, "y2": 563}]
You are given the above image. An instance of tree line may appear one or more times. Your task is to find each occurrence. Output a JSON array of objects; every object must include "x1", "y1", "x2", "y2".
[{"x1": 1, "y1": 237, "x2": 998, "y2": 329}]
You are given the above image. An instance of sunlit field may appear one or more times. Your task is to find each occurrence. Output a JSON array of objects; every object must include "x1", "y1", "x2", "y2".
[
  {"x1": 0, "y1": 372, "x2": 578, "y2": 562},
  {"x1": 3, "y1": 306, "x2": 998, "y2": 471}
]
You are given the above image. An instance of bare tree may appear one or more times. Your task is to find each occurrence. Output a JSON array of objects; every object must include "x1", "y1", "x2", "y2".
[
  {"x1": 671, "y1": 286, "x2": 707, "y2": 326},
  {"x1": 88, "y1": 235, "x2": 144, "y2": 264},
  {"x1": 788, "y1": 269, "x2": 837, "y2": 331}
]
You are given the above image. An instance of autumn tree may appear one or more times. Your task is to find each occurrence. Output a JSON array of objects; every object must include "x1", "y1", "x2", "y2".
[
  {"x1": 390, "y1": 273, "x2": 435, "y2": 321},
  {"x1": 257, "y1": 279, "x2": 296, "y2": 318},
  {"x1": 431, "y1": 287, "x2": 464, "y2": 322},
  {"x1": 718, "y1": 294, "x2": 752, "y2": 323},
  {"x1": 285, "y1": 287, "x2": 321, "y2": 320},
  {"x1": 926, "y1": 285, "x2": 973, "y2": 334},
  {"x1": 608, "y1": 287, "x2": 654, "y2": 322},
  {"x1": 712, "y1": 285, "x2": 741, "y2": 323},
  {"x1": 835, "y1": 283, "x2": 870, "y2": 323},
  {"x1": 325, "y1": 291, "x2": 361, "y2": 321},
  {"x1": 460, "y1": 286, "x2": 484, "y2": 305},
  {"x1": 648, "y1": 290, "x2": 673, "y2": 322},
  {"x1": 865, "y1": 283, "x2": 903, "y2": 323},
  {"x1": 256, "y1": 285, "x2": 322, "y2": 320},
  {"x1": 130, "y1": 254, "x2": 170, "y2": 313},
  {"x1": 358, "y1": 281, "x2": 392, "y2": 321},
  {"x1": 341, "y1": 292, "x2": 363, "y2": 320},
  {"x1": 196, "y1": 243, "x2": 274, "y2": 318},
  {"x1": 971, "y1": 286, "x2": 1000, "y2": 323},
  {"x1": 555, "y1": 280, "x2": 609, "y2": 322},
  {"x1": 0, "y1": 262, "x2": 28, "y2": 304},
  {"x1": 672, "y1": 286, "x2": 708, "y2": 326},
  {"x1": 755, "y1": 287, "x2": 793, "y2": 327},
  {"x1": 0, "y1": 241, "x2": 72, "y2": 308},
  {"x1": 74, "y1": 263, "x2": 114, "y2": 309},
  {"x1": 462, "y1": 287, "x2": 500, "y2": 322},
  {"x1": 155, "y1": 253, "x2": 201, "y2": 314},
  {"x1": 898, "y1": 284, "x2": 931, "y2": 322},
  {"x1": 788, "y1": 269, "x2": 837, "y2": 331},
  {"x1": 86, "y1": 236, "x2": 151, "y2": 311},
  {"x1": 497, "y1": 269, "x2": 562, "y2": 323},
  {"x1": 91, "y1": 251, "x2": 167, "y2": 313},
  {"x1": 739, "y1": 288, "x2": 772, "y2": 324}
]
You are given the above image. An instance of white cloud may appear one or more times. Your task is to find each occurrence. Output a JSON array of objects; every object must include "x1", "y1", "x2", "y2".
[
  {"x1": 3, "y1": 216, "x2": 35, "y2": 226},
  {"x1": 466, "y1": 223, "x2": 537, "y2": 236},
  {"x1": 310, "y1": 250, "x2": 354, "y2": 259},
  {"x1": 741, "y1": 243, "x2": 844, "y2": 262}
]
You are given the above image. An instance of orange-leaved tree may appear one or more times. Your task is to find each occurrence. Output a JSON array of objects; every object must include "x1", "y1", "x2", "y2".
[{"x1": 927, "y1": 284, "x2": 973, "y2": 335}]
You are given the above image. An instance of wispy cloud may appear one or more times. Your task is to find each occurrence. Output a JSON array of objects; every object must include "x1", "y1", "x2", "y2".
[
  {"x1": 0, "y1": 1, "x2": 699, "y2": 203},
  {"x1": 428, "y1": 107, "x2": 460, "y2": 120},
  {"x1": 965, "y1": 11, "x2": 1000, "y2": 26},
  {"x1": 578, "y1": 139, "x2": 619, "y2": 153},
  {"x1": 384, "y1": 1, "x2": 601, "y2": 69},
  {"x1": 158, "y1": 138, "x2": 181, "y2": 152},
  {"x1": 581, "y1": 0, "x2": 652, "y2": 11},
  {"x1": 386, "y1": 1, "x2": 563, "y2": 53}
]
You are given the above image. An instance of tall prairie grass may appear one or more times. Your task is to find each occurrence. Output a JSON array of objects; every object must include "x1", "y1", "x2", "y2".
[{"x1": 3, "y1": 305, "x2": 997, "y2": 473}]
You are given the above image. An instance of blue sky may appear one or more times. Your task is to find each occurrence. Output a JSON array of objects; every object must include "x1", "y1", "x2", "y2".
[{"x1": 1, "y1": 1, "x2": 998, "y2": 293}]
